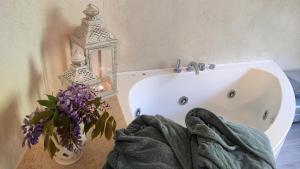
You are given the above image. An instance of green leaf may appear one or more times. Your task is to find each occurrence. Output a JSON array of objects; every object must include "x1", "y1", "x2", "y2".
[
  {"x1": 99, "y1": 112, "x2": 110, "y2": 136},
  {"x1": 38, "y1": 100, "x2": 56, "y2": 109},
  {"x1": 47, "y1": 95, "x2": 57, "y2": 104},
  {"x1": 84, "y1": 121, "x2": 95, "y2": 134},
  {"x1": 44, "y1": 134, "x2": 50, "y2": 151},
  {"x1": 42, "y1": 120, "x2": 51, "y2": 134},
  {"x1": 53, "y1": 111, "x2": 59, "y2": 126},
  {"x1": 112, "y1": 117, "x2": 117, "y2": 134},
  {"x1": 42, "y1": 120, "x2": 55, "y2": 137},
  {"x1": 91, "y1": 111, "x2": 109, "y2": 140},
  {"x1": 53, "y1": 133, "x2": 59, "y2": 144},
  {"x1": 48, "y1": 139, "x2": 58, "y2": 158},
  {"x1": 31, "y1": 111, "x2": 53, "y2": 124},
  {"x1": 105, "y1": 116, "x2": 114, "y2": 140},
  {"x1": 93, "y1": 109, "x2": 101, "y2": 118},
  {"x1": 84, "y1": 124, "x2": 92, "y2": 134},
  {"x1": 94, "y1": 98, "x2": 101, "y2": 108},
  {"x1": 54, "y1": 114, "x2": 70, "y2": 127}
]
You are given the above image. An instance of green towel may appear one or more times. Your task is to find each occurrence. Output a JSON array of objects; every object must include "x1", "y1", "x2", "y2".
[{"x1": 103, "y1": 108, "x2": 275, "y2": 169}]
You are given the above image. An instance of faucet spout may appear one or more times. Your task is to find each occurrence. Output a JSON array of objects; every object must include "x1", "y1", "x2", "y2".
[
  {"x1": 174, "y1": 59, "x2": 182, "y2": 73},
  {"x1": 186, "y1": 61, "x2": 199, "y2": 75}
]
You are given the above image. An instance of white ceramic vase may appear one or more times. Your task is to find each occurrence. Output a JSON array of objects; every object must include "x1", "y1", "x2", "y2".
[{"x1": 51, "y1": 129, "x2": 87, "y2": 165}]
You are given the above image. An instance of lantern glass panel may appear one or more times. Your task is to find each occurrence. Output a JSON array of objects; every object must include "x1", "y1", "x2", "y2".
[
  {"x1": 89, "y1": 47, "x2": 113, "y2": 92},
  {"x1": 71, "y1": 42, "x2": 85, "y2": 63}
]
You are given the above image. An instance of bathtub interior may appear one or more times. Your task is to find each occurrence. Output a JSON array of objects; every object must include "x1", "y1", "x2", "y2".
[{"x1": 129, "y1": 68, "x2": 281, "y2": 132}]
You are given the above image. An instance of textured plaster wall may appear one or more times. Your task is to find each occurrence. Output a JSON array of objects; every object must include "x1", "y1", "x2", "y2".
[
  {"x1": 104, "y1": 0, "x2": 300, "y2": 71},
  {"x1": 0, "y1": 1, "x2": 102, "y2": 168},
  {"x1": 1, "y1": 0, "x2": 300, "y2": 168}
]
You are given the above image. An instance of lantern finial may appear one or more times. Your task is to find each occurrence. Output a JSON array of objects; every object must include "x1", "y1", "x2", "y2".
[{"x1": 83, "y1": 4, "x2": 99, "y2": 20}]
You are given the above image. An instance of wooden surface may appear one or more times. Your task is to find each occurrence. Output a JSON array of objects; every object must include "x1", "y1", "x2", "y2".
[
  {"x1": 276, "y1": 122, "x2": 300, "y2": 169},
  {"x1": 16, "y1": 96, "x2": 127, "y2": 169}
]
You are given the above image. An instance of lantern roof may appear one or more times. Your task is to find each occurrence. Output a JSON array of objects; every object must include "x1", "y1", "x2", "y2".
[
  {"x1": 71, "y1": 4, "x2": 117, "y2": 48},
  {"x1": 59, "y1": 65, "x2": 100, "y2": 86}
]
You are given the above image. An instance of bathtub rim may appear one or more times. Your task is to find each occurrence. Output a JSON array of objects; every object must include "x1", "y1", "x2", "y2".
[{"x1": 116, "y1": 60, "x2": 295, "y2": 155}]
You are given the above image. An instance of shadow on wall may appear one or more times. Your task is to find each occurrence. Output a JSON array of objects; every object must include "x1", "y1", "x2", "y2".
[
  {"x1": 28, "y1": 57, "x2": 43, "y2": 106},
  {"x1": 0, "y1": 56, "x2": 45, "y2": 168},
  {"x1": 0, "y1": 95, "x2": 24, "y2": 169},
  {"x1": 40, "y1": 7, "x2": 73, "y2": 93}
]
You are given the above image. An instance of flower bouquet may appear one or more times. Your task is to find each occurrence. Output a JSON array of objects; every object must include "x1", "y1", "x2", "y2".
[{"x1": 21, "y1": 84, "x2": 116, "y2": 164}]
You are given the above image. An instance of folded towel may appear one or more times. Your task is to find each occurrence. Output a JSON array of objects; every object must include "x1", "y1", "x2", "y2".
[{"x1": 103, "y1": 108, "x2": 275, "y2": 169}]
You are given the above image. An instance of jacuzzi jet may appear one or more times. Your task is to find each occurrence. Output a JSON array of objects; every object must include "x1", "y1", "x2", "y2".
[
  {"x1": 227, "y1": 90, "x2": 236, "y2": 98},
  {"x1": 178, "y1": 96, "x2": 188, "y2": 105},
  {"x1": 263, "y1": 110, "x2": 269, "y2": 120},
  {"x1": 135, "y1": 108, "x2": 141, "y2": 117}
]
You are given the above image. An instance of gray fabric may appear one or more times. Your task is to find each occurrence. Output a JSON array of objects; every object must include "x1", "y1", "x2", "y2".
[{"x1": 103, "y1": 108, "x2": 276, "y2": 169}]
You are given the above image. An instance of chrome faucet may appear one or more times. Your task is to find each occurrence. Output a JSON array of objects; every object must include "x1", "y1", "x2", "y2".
[
  {"x1": 174, "y1": 59, "x2": 215, "y2": 74},
  {"x1": 174, "y1": 59, "x2": 182, "y2": 73},
  {"x1": 186, "y1": 61, "x2": 199, "y2": 75},
  {"x1": 208, "y1": 64, "x2": 216, "y2": 70},
  {"x1": 198, "y1": 63, "x2": 205, "y2": 71}
]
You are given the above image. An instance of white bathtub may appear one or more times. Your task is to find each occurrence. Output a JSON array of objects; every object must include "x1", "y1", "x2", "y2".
[{"x1": 117, "y1": 60, "x2": 295, "y2": 158}]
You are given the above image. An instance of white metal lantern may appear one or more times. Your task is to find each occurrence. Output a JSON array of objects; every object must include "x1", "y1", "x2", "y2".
[
  {"x1": 58, "y1": 40, "x2": 102, "y2": 93},
  {"x1": 61, "y1": 4, "x2": 118, "y2": 98}
]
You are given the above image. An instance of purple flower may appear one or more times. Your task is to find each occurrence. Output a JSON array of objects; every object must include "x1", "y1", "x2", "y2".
[
  {"x1": 56, "y1": 122, "x2": 82, "y2": 152},
  {"x1": 21, "y1": 83, "x2": 111, "y2": 153},
  {"x1": 55, "y1": 84, "x2": 97, "y2": 151},
  {"x1": 22, "y1": 109, "x2": 44, "y2": 148},
  {"x1": 57, "y1": 84, "x2": 96, "y2": 120}
]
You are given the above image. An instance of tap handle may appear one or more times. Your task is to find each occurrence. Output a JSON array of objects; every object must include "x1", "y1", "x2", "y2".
[
  {"x1": 186, "y1": 62, "x2": 194, "y2": 72},
  {"x1": 198, "y1": 63, "x2": 205, "y2": 71},
  {"x1": 176, "y1": 59, "x2": 181, "y2": 66},
  {"x1": 208, "y1": 64, "x2": 216, "y2": 70},
  {"x1": 174, "y1": 59, "x2": 182, "y2": 73}
]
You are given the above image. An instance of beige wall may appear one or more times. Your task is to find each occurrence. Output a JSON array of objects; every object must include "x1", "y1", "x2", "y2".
[
  {"x1": 1, "y1": 0, "x2": 300, "y2": 168},
  {"x1": 0, "y1": 1, "x2": 102, "y2": 168},
  {"x1": 104, "y1": 0, "x2": 300, "y2": 71}
]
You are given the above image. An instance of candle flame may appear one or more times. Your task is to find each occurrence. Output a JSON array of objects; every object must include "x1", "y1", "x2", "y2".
[{"x1": 99, "y1": 85, "x2": 104, "y2": 90}]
